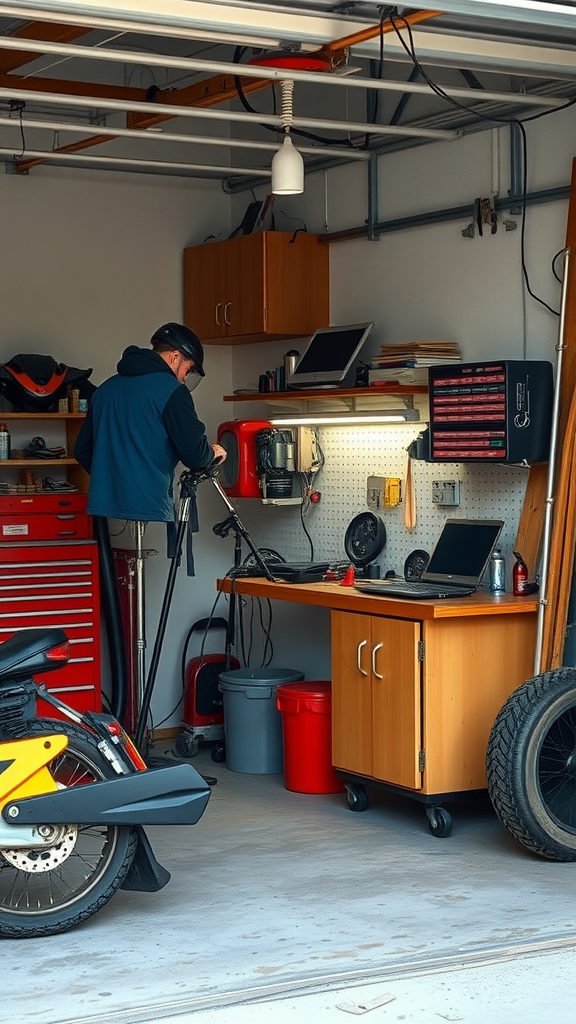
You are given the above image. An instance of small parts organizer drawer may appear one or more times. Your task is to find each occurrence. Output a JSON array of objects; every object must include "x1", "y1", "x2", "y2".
[
  {"x1": 0, "y1": 540, "x2": 102, "y2": 716},
  {"x1": 0, "y1": 493, "x2": 92, "y2": 542}
]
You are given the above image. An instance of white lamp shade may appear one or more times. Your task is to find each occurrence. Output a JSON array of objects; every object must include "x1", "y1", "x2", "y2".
[{"x1": 271, "y1": 135, "x2": 304, "y2": 195}]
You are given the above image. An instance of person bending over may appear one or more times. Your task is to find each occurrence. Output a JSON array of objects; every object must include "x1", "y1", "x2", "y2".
[{"x1": 74, "y1": 322, "x2": 226, "y2": 522}]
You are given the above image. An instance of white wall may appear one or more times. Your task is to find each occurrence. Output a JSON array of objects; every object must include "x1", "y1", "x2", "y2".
[
  {"x1": 2, "y1": 96, "x2": 574, "y2": 727},
  {"x1": 224, "y1": 105, "x2": 576, "y2": 680},
  {"x1": 0, "y1": 165, "x2": 234, "y2": 729}
]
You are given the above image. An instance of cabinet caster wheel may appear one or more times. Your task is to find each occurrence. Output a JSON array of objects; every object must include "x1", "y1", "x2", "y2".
[
  {"x1": 426, "y1": 806, "x2": 452, "y2": 838},
  {"x1": 346, "y1": 783, "x2": 369, "y2": 812},
  {"x1": 211, "y1": 744, "x2": 226, "y2": 763},
  {"x1": 175, "y1": 731, "x2": 199, "y2": 759}
]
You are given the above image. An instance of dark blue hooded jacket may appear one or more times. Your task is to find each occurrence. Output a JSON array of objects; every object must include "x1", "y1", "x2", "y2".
[{"x1": 74, "y1": 346, "x2": 212, "y2": 522}]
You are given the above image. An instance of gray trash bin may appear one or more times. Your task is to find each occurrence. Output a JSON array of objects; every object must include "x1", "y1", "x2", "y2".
[{"x1": 219, "y1": 668, "x2": 304, "y2": 774}]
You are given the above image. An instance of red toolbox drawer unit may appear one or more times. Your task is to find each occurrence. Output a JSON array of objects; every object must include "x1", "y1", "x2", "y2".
[
  {"x1": 0, "y1": 539, "x2": 102, "y2": 717},
  {"x1": 0, "y1": 493, "x2": 92, "y2": 542}
]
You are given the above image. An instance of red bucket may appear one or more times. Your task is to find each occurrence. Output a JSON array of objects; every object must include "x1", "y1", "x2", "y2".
[{"x1": 276, "y1": 681, "x2": 344, "y2": 794}]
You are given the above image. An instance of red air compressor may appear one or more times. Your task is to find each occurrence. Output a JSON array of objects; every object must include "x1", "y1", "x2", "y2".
[{"x1": 175, "y1": 617, "x2": 239, "y2": 759}]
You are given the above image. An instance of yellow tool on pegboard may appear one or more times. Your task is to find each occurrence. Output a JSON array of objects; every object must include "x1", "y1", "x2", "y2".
[{"x1": 384, "y1": 477, "x2": 401, "y2": 508}]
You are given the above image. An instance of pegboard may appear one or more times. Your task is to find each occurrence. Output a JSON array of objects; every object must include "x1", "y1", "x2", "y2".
[{"x1": 228, "y1": 424, "x2": 530, "y2": 589}]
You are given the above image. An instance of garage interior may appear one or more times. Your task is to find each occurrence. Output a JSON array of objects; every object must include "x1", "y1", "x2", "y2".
[{"x1": 1, "y1": 1, "x2": 576, "y2": 1021}]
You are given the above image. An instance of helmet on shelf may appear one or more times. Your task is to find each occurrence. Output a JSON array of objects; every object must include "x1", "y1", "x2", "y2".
[{"x1": 0, "y1": 354, "x2": 95, "y2": 412}]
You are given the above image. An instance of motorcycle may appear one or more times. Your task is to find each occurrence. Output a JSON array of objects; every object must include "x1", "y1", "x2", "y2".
[{"x1": 0, "y1": 627, "x2": 211, "y2": 939}]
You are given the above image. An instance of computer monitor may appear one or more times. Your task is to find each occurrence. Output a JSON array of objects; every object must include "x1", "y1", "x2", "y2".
[{"x1": 288, "y1": 322, "x2": 374, "y2": 388}]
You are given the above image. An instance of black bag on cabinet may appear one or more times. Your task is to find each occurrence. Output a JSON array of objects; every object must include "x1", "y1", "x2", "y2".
[{"x1": 0, "y1": 354, "x2": 95, "y2": 412}]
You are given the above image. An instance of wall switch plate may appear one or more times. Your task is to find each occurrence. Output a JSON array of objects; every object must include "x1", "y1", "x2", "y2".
[
  {"x1": 367, "y1": 475, "x2": 386, "y2": 512},
  {"x1": 432, "y1": 480, "x2": 460, "y2": 505}
]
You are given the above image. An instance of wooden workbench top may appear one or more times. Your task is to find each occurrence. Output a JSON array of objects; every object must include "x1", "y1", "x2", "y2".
[{"x1": 217, "y1": 577, "x2": 539, "y2": 620}]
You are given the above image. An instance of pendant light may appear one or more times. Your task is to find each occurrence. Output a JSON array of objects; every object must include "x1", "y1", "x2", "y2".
[{"x1": 271, "y1": 79, "x2": 304, "y2": 195}]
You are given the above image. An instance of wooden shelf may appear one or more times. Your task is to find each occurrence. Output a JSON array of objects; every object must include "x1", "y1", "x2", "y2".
[
  {"x1": 224, "y1": 386, "x2": 427, "y2": 402},
  {"x1": 0, "y1": 412, "x2": 86, "y2": 419},
  {"x1": 0, "y1": 459, "x2": 78, "y2": 467}
]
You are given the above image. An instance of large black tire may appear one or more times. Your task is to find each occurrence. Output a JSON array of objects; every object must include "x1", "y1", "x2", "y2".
[
  {"x1": 0, "y1": 718, "x2": 138, "y2": 938},
  {"x1": 486, "y1": 669, "x2": 576, "y2": 861}
]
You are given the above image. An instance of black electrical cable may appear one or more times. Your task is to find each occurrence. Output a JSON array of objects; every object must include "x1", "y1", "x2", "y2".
[
  {"x1": 552, "y1": 248, "x2": 567, "y2": 284},
  {"x1": 92, "y1": 515, "x2": 128, "y2": 722},
  {"x1": 389, "y1": 13, "x2": 564, "y2": 318},
  {"x1": 365, "y1": 10, "x2": 387, "y2": 147}
]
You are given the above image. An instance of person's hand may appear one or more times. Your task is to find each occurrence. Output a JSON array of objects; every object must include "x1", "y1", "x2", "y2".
[{"x1": 211, "y1": 443, "x2": 227, "y2": 463}]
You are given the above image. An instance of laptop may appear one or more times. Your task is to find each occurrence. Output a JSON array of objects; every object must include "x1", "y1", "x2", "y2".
[{"x1": 354, "y1": 519, "x2": 504, "y2": 599}]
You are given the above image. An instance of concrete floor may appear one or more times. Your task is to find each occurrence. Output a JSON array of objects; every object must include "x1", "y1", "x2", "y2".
[{"x1": 5, "y1": 744, "x2": 576, "y2": 1024}]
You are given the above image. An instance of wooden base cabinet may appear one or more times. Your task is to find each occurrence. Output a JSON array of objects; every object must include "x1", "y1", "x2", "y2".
[
  {"x1": 331, "y1": 607, "x2": 536, "y2": 822},
  {"x1": 332, "y1": 612, "x2": 422, "y2": 791}
]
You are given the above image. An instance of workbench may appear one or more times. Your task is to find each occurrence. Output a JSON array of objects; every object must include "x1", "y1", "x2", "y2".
[{"x1": 217, "y1": 577, "x2": 538, "y2": 835}]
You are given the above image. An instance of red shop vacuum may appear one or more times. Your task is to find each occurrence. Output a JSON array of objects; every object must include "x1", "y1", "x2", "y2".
[{"x1": 175, "y1": 617, "x2": 239, "y2": 759}]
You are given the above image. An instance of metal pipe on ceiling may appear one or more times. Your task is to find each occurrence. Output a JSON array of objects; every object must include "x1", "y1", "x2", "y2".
[
  {"x1": 0, "y1": 34, "x2": 566, "y2": 111},
  {"x1": 0, "y1": 145, "x2": 270, "y2": 178},
  {"x1": 0, "y1": 114, "x2": 370, "y2": 160},
  {"x1": 0, "y1": 3, "x2": 283, "y2": 48},
  {"x1": 4, "y1": 0, "x2": 576, "y2": 35},
  {"x1": 0, "y1": 87, "x2": 460, "y2": 140}
]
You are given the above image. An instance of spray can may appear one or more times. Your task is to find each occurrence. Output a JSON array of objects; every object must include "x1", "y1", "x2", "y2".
[
  {"x1": 489, "y1": 549, "x2": 506, "y2": 593},
  {"x1": 0, "y1": 422, "x2": 11, "y2": 461},
  {"x1": 513, "y1": 551, "x2": 529, "y2": 596}
]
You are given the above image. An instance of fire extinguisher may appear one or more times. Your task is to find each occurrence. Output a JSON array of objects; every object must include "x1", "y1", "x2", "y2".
[{"x1": 513, "y1": 551, "x2": 528, "y2": 596}]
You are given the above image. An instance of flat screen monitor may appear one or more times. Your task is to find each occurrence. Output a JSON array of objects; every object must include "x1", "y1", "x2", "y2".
[{"x1": 288, "y1": 322, "x2": 374, "y2": 388}]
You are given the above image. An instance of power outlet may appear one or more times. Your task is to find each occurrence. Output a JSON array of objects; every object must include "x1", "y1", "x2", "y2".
[{"x1": 432, "y1": 480, "x2": 460, "y2": 506}]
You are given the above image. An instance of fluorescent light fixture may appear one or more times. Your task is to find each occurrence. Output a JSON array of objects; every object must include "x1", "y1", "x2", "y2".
[{"x1": 269, "y1": 410, "x2": 420, "y2": 426}]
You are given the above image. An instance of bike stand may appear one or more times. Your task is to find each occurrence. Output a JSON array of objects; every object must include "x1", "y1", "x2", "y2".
[
  {"x1": 132, "y1": 462, "x2": 274, "y2": 774},
  {"x1": 132, "y1": 466, "x2": 219, "y2": 783}
]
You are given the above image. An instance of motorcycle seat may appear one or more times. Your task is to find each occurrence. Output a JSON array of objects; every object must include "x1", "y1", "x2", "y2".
[{"x1": 0, "y1": 627, "x2": 69, "y2": 683}]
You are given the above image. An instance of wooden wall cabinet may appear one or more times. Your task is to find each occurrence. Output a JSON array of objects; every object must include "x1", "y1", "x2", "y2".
[{"x1": 183, "y1": 231, "x2": 329, "y2": 344}]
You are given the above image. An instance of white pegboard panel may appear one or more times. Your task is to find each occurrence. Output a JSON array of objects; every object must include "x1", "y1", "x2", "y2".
[{"x1": 229, "y1": 424, "x2": 530, "y2": 585}]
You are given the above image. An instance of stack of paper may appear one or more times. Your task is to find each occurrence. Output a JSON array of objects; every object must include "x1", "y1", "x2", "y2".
[{"x1": 369, "y1": 341, "x2": 461, "y2": 385}]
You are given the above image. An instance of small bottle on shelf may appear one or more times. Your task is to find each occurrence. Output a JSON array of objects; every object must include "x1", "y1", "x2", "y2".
[{"x1": 0, "y1": 422, "x2": 11, "y2": 461}]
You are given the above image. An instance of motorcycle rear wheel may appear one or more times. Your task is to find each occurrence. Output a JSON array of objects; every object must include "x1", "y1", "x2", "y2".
[{"x1": 0, "y1": 718, "x2": 138, "y2": 938}]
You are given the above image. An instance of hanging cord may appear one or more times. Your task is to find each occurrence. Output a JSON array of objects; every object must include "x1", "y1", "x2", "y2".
[
  {"x1": 232, "y1": 45, "x2": 357, "y2": 148},
  {"x1": 389, "y1": 13, "x2": 566, "y2": 318},
  {"x1": 153, "y1": 590, "x2": 224, "y2": 731},
  {"x1": 365, "y1": 9, "x2": 387, "y2": 146},
  {"x1": 9, "y1": 100, "x2": 26, "y2": 158}
]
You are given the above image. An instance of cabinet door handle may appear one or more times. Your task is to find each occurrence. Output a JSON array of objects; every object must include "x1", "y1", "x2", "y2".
[
  {"x1": 372, "y1": 642, "x2": 383, "y2": 679},
  {"x1": 224, "y1": 301, "x2": 231, "y2": 325},
  {"x1": 357, "y1": 639, "x2": 368, "y2": 676},
  {"x1": 215, "y1": 302, "x2": 222, "y2": 326}
]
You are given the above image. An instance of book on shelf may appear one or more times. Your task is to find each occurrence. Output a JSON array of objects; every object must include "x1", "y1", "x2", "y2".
[
  {"x1": 369, "y1": 367, "x2": 430, "y2": 385},
  {"x1": 372, "y1": 341, "x2": 461, "y2": 367}
]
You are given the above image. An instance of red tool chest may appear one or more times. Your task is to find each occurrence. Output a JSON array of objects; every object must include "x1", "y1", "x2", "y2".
[
  {"x1": 0, "y1": 493, "x2": 92, "y2": 542},
  {"x1": 0, "y1": 538, "x2": 102, "y2": 717}
]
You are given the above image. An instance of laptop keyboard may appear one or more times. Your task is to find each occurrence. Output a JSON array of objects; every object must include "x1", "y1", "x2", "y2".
[{"x1": 356, "y1": 580, "x2": 475, "y2": 598}]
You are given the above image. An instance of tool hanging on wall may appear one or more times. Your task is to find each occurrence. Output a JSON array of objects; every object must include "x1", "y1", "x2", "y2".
[{"x1": 403, "y1": 450, "x2": 416, "y2": 530}]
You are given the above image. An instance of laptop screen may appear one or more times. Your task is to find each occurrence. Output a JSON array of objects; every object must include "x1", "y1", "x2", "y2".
[
  {"x1": 423, "y1": 519, "x2": 504, "y2": 586},
  {"x1": 288, "y1": 323, "x2": 374, "y2": 387}
]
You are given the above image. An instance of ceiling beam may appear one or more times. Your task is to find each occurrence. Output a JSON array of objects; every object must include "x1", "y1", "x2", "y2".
[
  {"x1": 0, "y1": 11, "x2": 444, "y2": 174},
  {"x1": 0, "y1": 20, "x2": 90, "y2": 74},
  {"x1": 0, "y1": 72, "x2": 147, "y2": 102}
]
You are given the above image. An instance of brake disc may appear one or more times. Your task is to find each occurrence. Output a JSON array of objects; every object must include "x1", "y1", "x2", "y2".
[{"x1": 1, "y1": 825, "x2": 78, "y2": 872}]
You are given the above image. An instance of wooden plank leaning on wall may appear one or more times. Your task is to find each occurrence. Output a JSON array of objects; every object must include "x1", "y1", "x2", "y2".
[{"x1": 515, "y1": 156, "x2": 576, "y2": 671}]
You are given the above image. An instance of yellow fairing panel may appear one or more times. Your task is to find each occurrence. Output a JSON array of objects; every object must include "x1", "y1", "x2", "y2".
[{"x1": 0, "y1": 735, "x2": 69, "y2": 809}]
